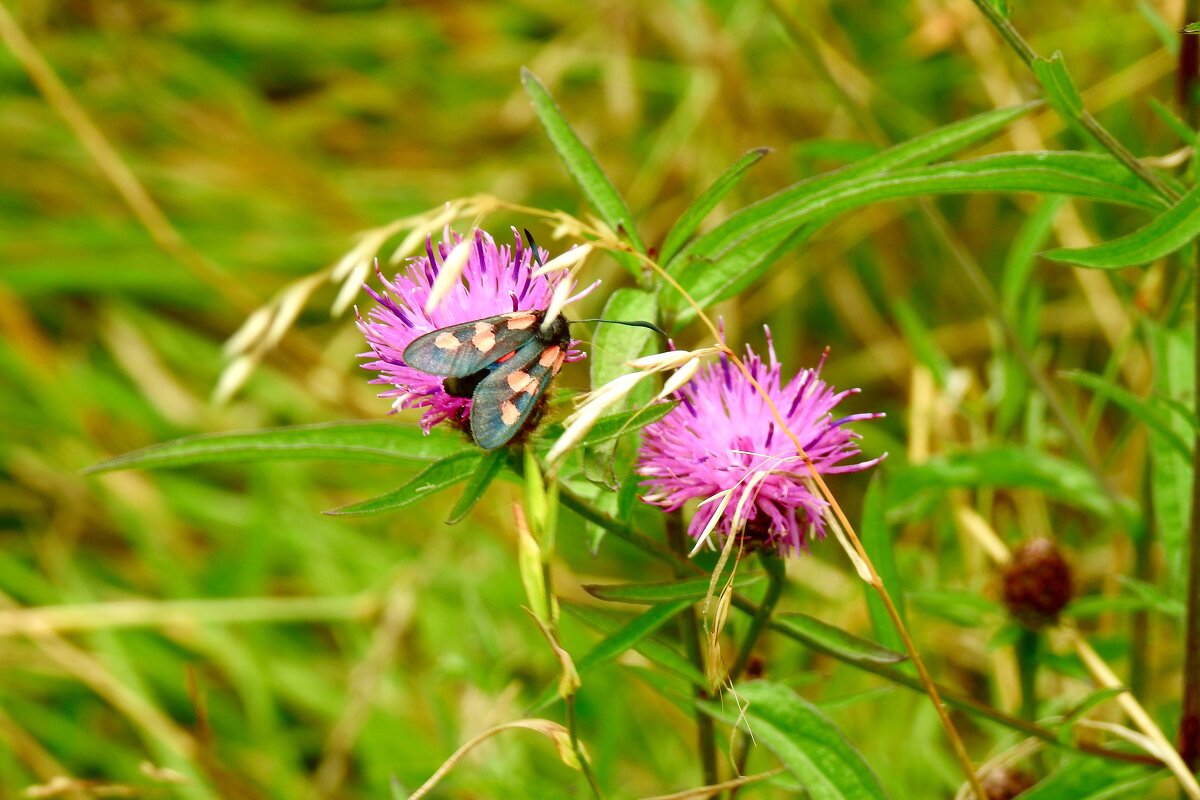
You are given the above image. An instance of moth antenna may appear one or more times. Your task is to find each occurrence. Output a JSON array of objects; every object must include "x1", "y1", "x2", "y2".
[
  {"x1": 571, "y1": 318, "x2": 667, "y2": 337},
  {"x1": 523, "y1": 228, "x2": 544, "y2": 267}
]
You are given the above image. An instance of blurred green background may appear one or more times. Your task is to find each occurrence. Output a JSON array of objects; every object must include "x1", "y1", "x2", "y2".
[{"x1": 0, "y1": 0, "x2": 1189, "y2": 797}]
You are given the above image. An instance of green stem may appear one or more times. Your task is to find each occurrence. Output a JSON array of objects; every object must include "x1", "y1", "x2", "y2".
[
  {"x1": 730, "y1": 552, "x2": 786, "y2": 682},
  {"x1": 1131, "y1": 469, "x2": 1154, "y2": 701},
  {"x1": 665, "y1": 511, "x2": 719, "y2": 788},
  {"x1": 566, "y1": 694, "x2": 604, "y2": 799},
  {"x1": 559, "y1": 485, "x2": 1159, "y2": 767},
  {"x1": 968, "y1": 0, "x2": 1179, "y2": 202},
  {"x1": 1015, "y1": 627, "x2": 1041, "y2": 722},
  {"x1": 1181, "y1": 0, "x2": 1200, "y2": 128}
]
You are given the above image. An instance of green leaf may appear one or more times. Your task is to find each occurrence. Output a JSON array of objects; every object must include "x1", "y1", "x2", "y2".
[
  {"x1": 573, "y1": 598, "x2": 694, "y2": 673},
  {"x1": 891, "y1": 298, "x2": 951, "y2": 386},
  {"x1": 521, "y1": 68, "x2": 646, "y2": 256},
  {"x1": 659, "y1": 148, "x2": 771, "y2": 264},
  {"x1": 665, "y1": 152, "x2": 1162, "y2": 321},
  {"x1": 1184, "y1": 21, "x2": 1200, "y2": 33},
  {"x1": 324, "y1": 452, "x2": 480, "y2": 516},
  {"x1": 1033, "y1": 51, "x2": 1084, "y2": 116},
  {"x1": 584, "y1": 574, "x2": 763, "y2": 604},
  {"x1": 1147, "y1": 97, "x2": 1198, "y2": 149},
  {"x1": 771, "y1": 613, "x2": 908, "y2": 666},
  {"x1": 1146, "y1": 320, "x2": 1194, "y2": 600},
  {"x1": 446, "y1": 449, "x2": 508, "y2": 524},
  {"x1": 663, "y1": 102, "x2": 1040, "y2": 274},
  {"x1": 85, "y1": 422, "x2": 472, "y2": 474},
  {"x1": 1017, "y1": 754, "x2": 1159, "y2": 800},
  {"x1": 660, "y1": 103, "x2": 1039, "y2": 317},
  {"x1": 588, "y1": 288, "x2": 659, "y2": 393},
  {"x1": 887, "y1": 447, "x2": 1114, "y2": 518},
  {"x1": 908, "y1": 591, "x2": 1002, "y2": 627},
  {"x1": 700, "y1": 681, "x2": 890, "y2": 800},
  {"x1": 860, "y1": 476, "x2": 906, "y2": 656},
  {"x1": 563, "y1": 602, "x2": 705, "y2": 686},
  {"x1": 1138, "y1": 2, "x2": 1180, "y2": 55},
  {"x1": 1062, "y1": 370, "x2": 1191, "y2": 458},
  {"x1": 1043, "y1": 182, "x2": 1200, "y2": 268},
  {"x1": 580, "y1": 401, "x2": 678, "y2": 446},
  {"x1": 675, "y1": 102, "x2": 1040, "y2": 266},
  {"x1": 1118, "y1": 576, "x2": 1185, "y2": 619},
  {"x1": 535, "y1": 403, "x2": 677, "y2": 454},
  {"x1": 529, "y1": 600, "x2": 702, "y2": 709}
]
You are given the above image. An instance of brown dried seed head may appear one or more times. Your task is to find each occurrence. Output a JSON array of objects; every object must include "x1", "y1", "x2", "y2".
[{"x1": 1002, "y1": 537, "x2": 1074, "y2": 629}]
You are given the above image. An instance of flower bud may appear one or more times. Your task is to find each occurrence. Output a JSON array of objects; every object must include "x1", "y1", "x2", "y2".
[{"x1": 1002, "y1": 538, "x2": 1073, "y2": 629}]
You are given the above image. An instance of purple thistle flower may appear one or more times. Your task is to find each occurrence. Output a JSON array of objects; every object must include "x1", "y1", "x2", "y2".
[
  {"x1": 357, "y1": 227, "x2": 585, "y2": 433},
  {"x1": 637, "y1": 329, "x2": 884, "y2": 556}
]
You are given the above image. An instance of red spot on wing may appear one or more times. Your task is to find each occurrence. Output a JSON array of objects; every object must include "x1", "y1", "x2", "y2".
[{"x1": 496, "y1": 350, "x2": 518, "y2": 364}]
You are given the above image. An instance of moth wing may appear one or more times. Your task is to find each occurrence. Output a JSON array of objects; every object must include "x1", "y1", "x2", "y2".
[
  {"x1": 402, "y1": 312, "x2": 542, "y2": 377},
  {"x1": 469, "y1": 337, "x2": 568, "y2": 450}
]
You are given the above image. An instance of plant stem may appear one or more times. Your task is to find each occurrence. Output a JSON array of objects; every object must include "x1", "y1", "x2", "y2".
[
  {"x1": 730, "y1": 552, "x2": 785, "y2": 682},
  {"x1": 968, "y1": 0, "x2": 1179, "y2": 203},
  {"x1": 566, "y1": 694, "x2": 604, "y2": 800},
  {"x1": 664, "y1": 511, "x2": 720, "y2": 788},
  {"x1": 1182, "y1": 0, "x2": 1200, "y2": 128},
  {"x1": 1015, "y1": 627, "x2": 1041, "y2": 722},
  {"x1": 558, "y1": 484, "x2": 1159, "y2": 767}
]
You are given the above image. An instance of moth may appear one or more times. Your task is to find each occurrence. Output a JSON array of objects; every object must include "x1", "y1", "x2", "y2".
[{"x1": 403, "y1": 309, "x2": 572, "y2": 450}]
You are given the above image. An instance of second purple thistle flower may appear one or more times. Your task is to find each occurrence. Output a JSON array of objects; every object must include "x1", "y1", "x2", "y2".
[{"x1": 637, "y1": 332, "x2": 884, "y2": 557}]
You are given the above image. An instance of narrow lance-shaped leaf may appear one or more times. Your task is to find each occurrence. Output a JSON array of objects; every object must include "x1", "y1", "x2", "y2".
[
  {"x1": 666, "y1": 102, "x2": 1040, "y2": 271},
  {"x1": 885, "y1": 446, "x2": 1115, "y2": 519},
  {"x1": 1033, "y1": 51, "x2": 1084, "y2": 116},
  {"x1": 659, "y1": 148, "x2": 772, "y2": 264},
  {"x1": 666, "y1": 152, "x2": 1164, "y2": 321},
  {"x1": 446, "y1": 448, "x2": 508, "y2": 524},
  {"x1": 1062, "y1": 370, "x2": 1191, "y2": 458},
  {"x1": 1145, "y1": 321, "x2": 1195, "y2": 601},
  {"x1": 563, "y1": 601, "x2": 705, "y2": 688},
  {"x1": 584, "y1": 574, "x2": 764, "y2": 604},
  {"x1": 771, "y1": 613, "x2": 907, "y2": 666},
  {"x1": 85, "y1": 422, "x2": 472, "y2": 474},
  {"x1": 325, "y1": 452, "x2": 481, "y2": 516},
  {"x1": 699, "y1": 681, "x2": 891, "y2": 800},
  {"x1": 1042, "y1": 182, "x2": 1200, "y2": 268},
  {"x1": 521, "y1": 68, "x2": 646, "y2": 257},
  {"x1": 528, "y1": 599, "x2": 699, "y2": 710}
]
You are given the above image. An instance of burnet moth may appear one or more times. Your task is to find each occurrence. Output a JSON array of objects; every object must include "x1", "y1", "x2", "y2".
[{"x1": 403, "y1": 231, "x2": 662, "y2": 450}]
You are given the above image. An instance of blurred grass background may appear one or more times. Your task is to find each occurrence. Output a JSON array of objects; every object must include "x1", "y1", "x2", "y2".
[{"x1": 0, "y1": 0, "x2": 1189, "y2": 797}]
